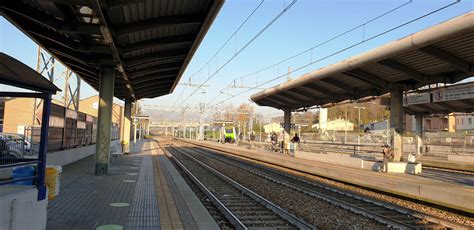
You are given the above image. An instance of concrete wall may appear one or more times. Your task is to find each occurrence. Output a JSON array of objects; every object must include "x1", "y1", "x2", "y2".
[
  {"x1": 447, "y1": 154, "x2": 474, "y2": 163},
  {"x1": 295, "y1": 151, "x2": 362, "y2": 168},
  {"x1": 0, "y1": 187, "x2": 48, "y2": 230},
  {"x1": 47, "y1": 140, "x2": 122, "y2": 166}
]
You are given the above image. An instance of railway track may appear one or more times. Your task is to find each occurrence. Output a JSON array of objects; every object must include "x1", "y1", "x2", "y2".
[
  {"x1": 422, "y1": 165, "x2": 474, "y2": 175},
  {"x1": 175, "y1": 143, "x2": 471, "y2": 229},
  {"x1": 166, "y1": 145, "x2": 315, "y2": 230}
]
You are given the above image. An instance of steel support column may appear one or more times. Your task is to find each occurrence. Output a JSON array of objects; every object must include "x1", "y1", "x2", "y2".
[
  {"x1": 37, "y1": 94, "x2": 51, "y2": 201},
  {"x1": 122, "y1": 99, "x2": 132, "y2": 154},
  {"x1": 390, "y1": 89, "x2": 404, "y2": 162},
  {"x1": 415, "y1": 114, "x2": 423, "y2": 156},
  {"x1": 283, "y1": 109, "x2": 291, "y2": 154},
  {"x1": 94, "y1": 67, "x2": 115, "y2": 175}
]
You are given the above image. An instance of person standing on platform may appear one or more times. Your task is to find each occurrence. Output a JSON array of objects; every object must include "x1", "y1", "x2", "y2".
[
  {"x1": 291, "y1": 133, "x2": 300, "y2": 153},
  {"x1": 250, "y1": 132, "x2": 256, "y2": 149},
  {"x1": 270, "y1": 132, "x2": 278, "y2": 152},
  {"x1": 381, "y1": 144, "x2": 393, "y2": 173}
]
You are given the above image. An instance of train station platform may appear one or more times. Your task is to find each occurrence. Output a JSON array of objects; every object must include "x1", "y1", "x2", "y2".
[
  {"x1": 181, "y1": 139, "x2": 474, "y2": 214},
  {"x1": 47, "y1": 139, "x2": 217, "y2": 230}
]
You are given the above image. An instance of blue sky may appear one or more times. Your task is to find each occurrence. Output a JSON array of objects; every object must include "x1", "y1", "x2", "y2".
[{"x1": 1, "y1": 0, "x2": 473, "y2": 117}]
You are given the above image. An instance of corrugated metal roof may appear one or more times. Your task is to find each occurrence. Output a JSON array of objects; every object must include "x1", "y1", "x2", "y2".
[
  {"x1": 0, "y1": 0, "x2": 224, "y2": 100},
  {"x1": 251, "y1": 11, "x2": 474, "y2": 111},
  {"x1": 0, "y1": 52, "x2": 60, "y2": 93}
]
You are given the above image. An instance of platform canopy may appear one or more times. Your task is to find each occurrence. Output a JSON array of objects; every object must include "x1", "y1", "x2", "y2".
[
  {"x1": 251, "y1": 12, "x2": 474, "y2": 110},
  {"x1": 0, "y1": 0, "x2": 223, "y2": 100},
  {"x1": 0, "y1": 52, "x2": 60, "y2": 94},
  {"x1": 403, "y1": 82, "x2": 474, "y2": 115}
]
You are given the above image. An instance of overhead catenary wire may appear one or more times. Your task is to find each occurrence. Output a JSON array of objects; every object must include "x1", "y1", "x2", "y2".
[
  {"x1": 174, "y1": 0, "x2": 298, "y2": 110},
  {"x1": 209, "y1": 0, "x2": 414, "y2": 104},
  {"x1": 213, "y1": 0, "x2": 462, "y2": 108},
  {"x1": 168, "y1": 0, "x2": 265, "y2": 111}
]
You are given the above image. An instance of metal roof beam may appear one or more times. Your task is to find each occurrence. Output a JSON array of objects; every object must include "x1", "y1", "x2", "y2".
[
  {"x1": 131, "y1": 73, "x2": 176, "y2": 84},
  {"x1": 344, "y1": 69, "x2": 389, "y2": 90},
  {"x1": 378, "y1": 59, "x2": 423, "y2": 82},
  {"x1": 28, "y1": 29, "x2": 111, "y2": 54},
  {"x1": 421, "y1": 46, "x2": 471, "y2": 73},
  {"x1": 133, "y1": 82, "x2": 174, "y2": 91},
  {"x1": 271, "y1": 94, "x2": 299, "y2": 104},
  {"x1": 298, "y1": 85, "x2": 325, "y2": 96},
  {"x1": 258, "y1": 98, "x2": 284, "y2": 109},
  {"x1": 460, "y1": 99, "x2": 474, "y2": 107},
  {"x1": 285, "y1": 89, "x2": 314, "y2": 101},
  {"x1": 403, "y1": 107, "x2": 416, "y2": 115},
  {"x1": 120, "y1": 35, "x2": 195, "y2": 56},
  {"x1": 320, "y1": 78, "x2": 358, "y2": 96},
  {"x1": 0, "y1": 3, "x2": 101, "y2": 35},
  {"x1": 436, "y1": 102, "x2": 456, "y2": 111},
  {"x1": 279, "y1": 91, "x2": 307, "y2": 102},
  {"x1": 116, "y1": 14, "x2": 203, "y2": 38},
  {"x1": 129, "y1": 64, "x2": 181, "y2": 78},
  {"x1": 134, "y1": 86, "x2": 172, "y2": 95},
  {"x1": 304, "y1": 83, "x2": 334, "y2": 96},
  {"x1": 414, "y1": 104, "x2": 434, "y2": 113},
  {"x1": 124, "y1": 50, "x2": 188, "y2": 67},
  {"x1": 92, "y1": 1, "x2": 135, "y2": 100}
]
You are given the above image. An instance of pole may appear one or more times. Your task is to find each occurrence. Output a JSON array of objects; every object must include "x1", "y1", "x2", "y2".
[
  {"x1": 94, "y1": 67, "x2": 115, "y2": 175},
  {"x1": 344, "y1": 108, "x2": 347, "y2": 144},
  {"x1": 37, "y1": 94, "x2": 51, "y2": 200}
]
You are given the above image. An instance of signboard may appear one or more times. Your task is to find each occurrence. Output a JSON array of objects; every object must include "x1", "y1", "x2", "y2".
[
  {"x1": 433, "y1": 83, "x2": 474, "y2": 102},
  {"x1": 403, "y1": 93, "x2": 430, "y2": 106}
]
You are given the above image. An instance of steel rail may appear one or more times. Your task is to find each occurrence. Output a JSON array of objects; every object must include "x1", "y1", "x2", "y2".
[
  {"x1": 186, "y1": 146, "x2": 470, "y2": 229},
  {"x1": 169, "y1": 146, "x2": 315, "y2": 230},
  {"x1": 164, "y1": 147, "x2": 247, "y2": 230}
]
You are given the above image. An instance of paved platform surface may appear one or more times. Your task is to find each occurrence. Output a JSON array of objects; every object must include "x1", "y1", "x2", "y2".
[
  {"x1": 182, "y1": 139, "x2": 474, "y2": 214},
  {"x1": 47, "y1": 140, "x2": 217, "y2": 229},
  {"x1": 420, "y1": 156, "x2": 474, "y2": 172}
]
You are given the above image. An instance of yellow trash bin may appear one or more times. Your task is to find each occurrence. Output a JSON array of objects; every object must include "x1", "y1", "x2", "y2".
[{"x1": 45, "y1": 166, "x2": 62, "y2": 200}]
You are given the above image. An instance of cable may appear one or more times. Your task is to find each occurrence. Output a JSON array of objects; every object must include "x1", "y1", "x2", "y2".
[
  {"x1": 213, "y1": 0, "x2": 461, "y2": 107},
  {"x1": 169, "y1": 0, "x2": 265, "y2": 111},
  {"x1": 208, "y1": 0, "x2": 414, "y2": 104},
  {"x1": 175, "y1": 0, "x2": 298, "y2": 110}
]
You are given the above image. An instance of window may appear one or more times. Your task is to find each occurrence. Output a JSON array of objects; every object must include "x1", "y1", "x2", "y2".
[{"x1": 469, "y1": 118, "x2": 472, "y2": 125}]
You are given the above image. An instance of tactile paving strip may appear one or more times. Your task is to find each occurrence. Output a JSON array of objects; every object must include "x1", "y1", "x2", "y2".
[{"x1": 125, "y1": 156, "x2": 160, "y2": 229}]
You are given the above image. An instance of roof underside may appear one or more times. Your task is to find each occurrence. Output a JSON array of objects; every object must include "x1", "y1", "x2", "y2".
[
  {"x1": 404, "y1": 98, "x2": 474, "y2": 115},
  {"x1": 0, "y1": 0, "x2": 223, "y2": 100},
  {"x1": 251, "y1": 11, "x2": 474, "y2": 111},
  {"x1": 0, "y1": 52, "x2": 60, "y2": 93}
]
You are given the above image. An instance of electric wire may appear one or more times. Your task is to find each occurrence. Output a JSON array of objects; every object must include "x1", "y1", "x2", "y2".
[
  {"x1": 175, "y1": 0, "x2": 298, "y2": 110},
  {"x1": 213, "y1": 0, "x2": 462, "y2": 108}
]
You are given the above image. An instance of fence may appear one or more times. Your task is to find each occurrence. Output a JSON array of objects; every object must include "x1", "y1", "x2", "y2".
[{"x1": 26, "y1": 103, "x2": 119, "y2": 153}]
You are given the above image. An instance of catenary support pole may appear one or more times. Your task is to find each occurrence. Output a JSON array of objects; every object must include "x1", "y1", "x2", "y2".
[
  {"x1": 283, "y1": 109, "x2": 291, "y2": 154},
  {"x1": 415, "y1": 114, "x2": 423, "y2": 156},
  {"x1": 390, "y1": 89, "x2": 404, "y2": 162},
  {"x1": 94, "y1": 67, "x2": 115, "y2": 175}
]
